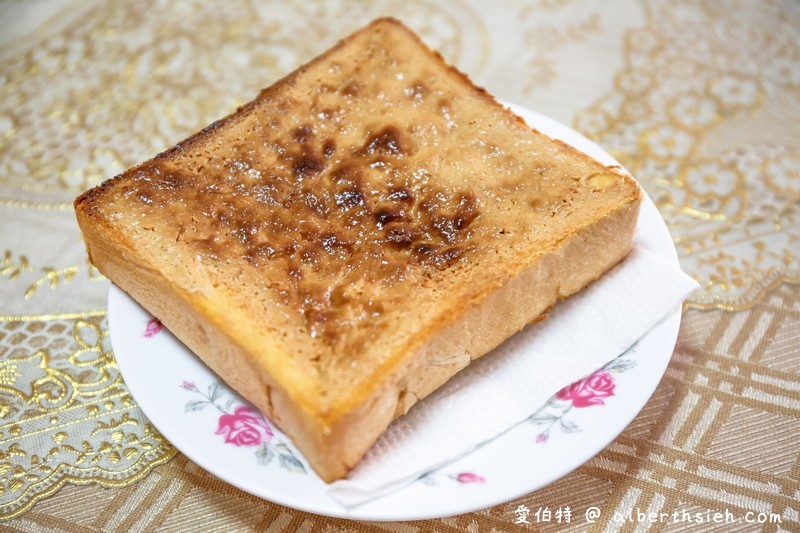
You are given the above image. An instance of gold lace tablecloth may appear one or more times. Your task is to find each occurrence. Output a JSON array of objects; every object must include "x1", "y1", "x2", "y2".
[{"x1": 1, "y1": 0, "x2": 798, "y2": 530}]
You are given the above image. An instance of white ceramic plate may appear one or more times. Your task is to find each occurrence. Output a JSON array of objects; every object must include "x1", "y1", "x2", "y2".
[{"x1": 109, "y1": 104, "x2": 681, "y2": 521}]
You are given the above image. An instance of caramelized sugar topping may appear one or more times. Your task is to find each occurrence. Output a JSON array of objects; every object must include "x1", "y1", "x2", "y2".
[{"x1": 121, "y1": 135, "x2": 479, "y2": 346}]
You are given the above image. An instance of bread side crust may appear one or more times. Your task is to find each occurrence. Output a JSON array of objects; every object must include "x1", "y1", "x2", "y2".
[
  {"x1": 75, "y1": 202, "x2": 392, "y2": 481},
  {"x1": 74, "y1": 207, "x2": 334, "y2": 462}
]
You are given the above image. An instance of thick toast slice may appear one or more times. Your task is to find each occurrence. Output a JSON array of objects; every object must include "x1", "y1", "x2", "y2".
[{"x1": 75, "y1": 17, "x2": 641, "y2": 482}]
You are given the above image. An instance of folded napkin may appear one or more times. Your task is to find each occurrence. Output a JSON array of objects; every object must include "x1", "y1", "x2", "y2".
[{"x1": 328, "y1": 244, "x2": 699, "y2": 507}]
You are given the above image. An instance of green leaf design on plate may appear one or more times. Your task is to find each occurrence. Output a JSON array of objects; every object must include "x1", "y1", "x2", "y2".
[{"x1": 184, "y1": 400, "x2": 208, "y2": 413}]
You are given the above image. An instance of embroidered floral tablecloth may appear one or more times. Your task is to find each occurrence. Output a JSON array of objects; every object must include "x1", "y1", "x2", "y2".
[{"x1": 1, "y1": 0, "x2": 798, "y2": 530}]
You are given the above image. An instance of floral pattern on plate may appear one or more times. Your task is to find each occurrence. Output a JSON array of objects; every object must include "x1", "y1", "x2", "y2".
[
  {"x1": 530, "y1": 353, "x2": 637, "y2": 444},
  {"x1": 181, "y1": 380, "x2": 306, "y2": 473},
  {"x1": 143, "y1": 318, "x2": 162, "y2": 337},
  {"x1": 420, "y1": 471, "x2": 486, "y2": 486}
]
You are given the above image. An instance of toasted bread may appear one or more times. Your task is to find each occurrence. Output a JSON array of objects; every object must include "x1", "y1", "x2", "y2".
[{"x1": 75, "y1": 17, "x2": 642, "y2": 481}]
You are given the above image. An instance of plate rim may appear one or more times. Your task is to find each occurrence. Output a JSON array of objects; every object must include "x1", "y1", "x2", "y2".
[{"x1": 109, "y1": 103, "x2": 682, "y2": 521}]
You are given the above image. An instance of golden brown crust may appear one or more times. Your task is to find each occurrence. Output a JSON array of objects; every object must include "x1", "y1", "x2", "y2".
[{"x1": 74, "y1": 17, "x2": 642, "y2": 481}]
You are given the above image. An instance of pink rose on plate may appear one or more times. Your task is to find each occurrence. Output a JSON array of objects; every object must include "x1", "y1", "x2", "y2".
[
  {"x1": 556, "y1": 370, "x2": 615, "y2": 408},
  {"x1": 144, "y1": 318, "x2": 162, "y2": 337},
  {"x1": 215, "y1": 406, "x2": 274, "y2": 446},
  {"x1": 455, "y1": 472, "x2": 485, "y2": 484}
]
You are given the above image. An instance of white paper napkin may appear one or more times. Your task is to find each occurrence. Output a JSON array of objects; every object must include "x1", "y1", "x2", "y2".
[{"x1": 328, "y1": 245, "x2": 699, "y2": 507}]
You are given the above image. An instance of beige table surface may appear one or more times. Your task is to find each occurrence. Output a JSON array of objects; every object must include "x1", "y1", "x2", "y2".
[{"x1": 0, "y1": 0, "x2": 798, "y2": 530}]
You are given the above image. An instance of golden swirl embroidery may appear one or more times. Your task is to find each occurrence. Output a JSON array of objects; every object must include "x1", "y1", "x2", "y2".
[
  {"x1": 0, "y1": 251, "x2": 30, "y2": 282},
  {"x1": 0, "y1": 350, "x2": 75, "y2": 413},
  {"x1": 0, "y1": 0, "x2": 488, "y2": 199},
  {"x1": 574, "y1": 0, "x2": 800, "y2": 309},
  {"x1": 518, "y1": 9, "x2": 602, "y2": 95},
  {"x1": 23, "y1": 267, "x2": 79, "y2": 300},
  {"x1": 0, "y1": 315, "x2": 173, "y2": 518},
  {"x1": 1, "y1": 250, "x2": 105, "y2": 302}
]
